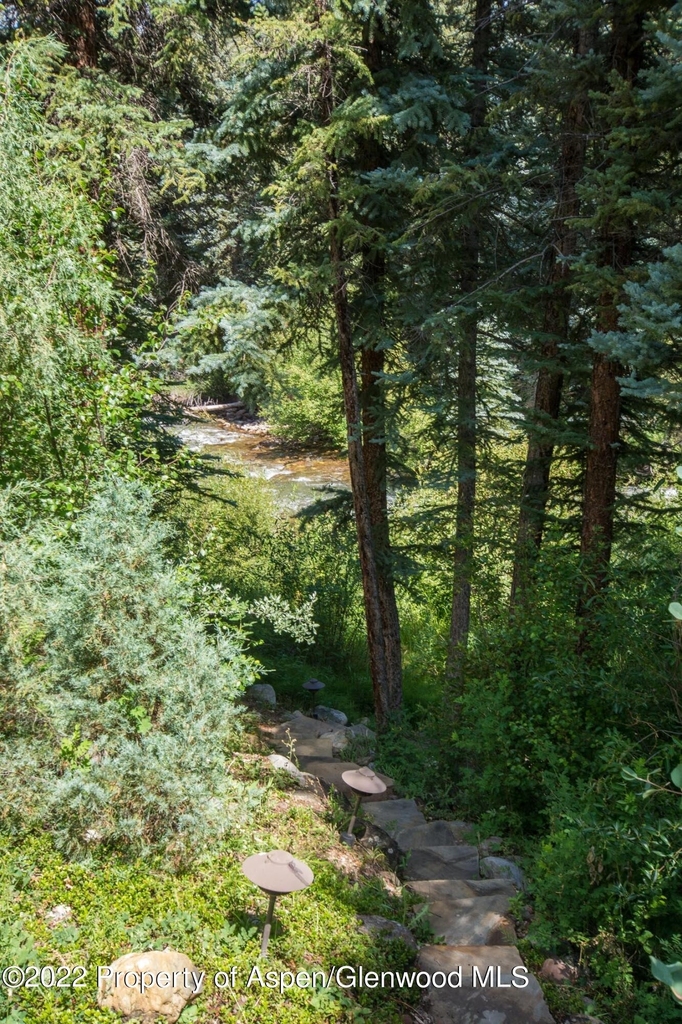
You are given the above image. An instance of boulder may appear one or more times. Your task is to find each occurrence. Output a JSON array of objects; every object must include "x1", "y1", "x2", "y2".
[
  {"x1": 244, "y1": 683, "x2": 276, "y2": 706},
  {"x1": 313, "y1": 705, "x2": 348, "y2": 727},
  {"x1": 480, "y1": 856, "x2": 526, "y2": 891},
  {"x1": 97, "y1": 949, "x2": 202, "y2": 1023},
  {"x1": 357, "y1": 915, "x2": 417, "y2": 951},
  {"x1": 267, "y1": 753, "x2": 309, "y2": 786}
]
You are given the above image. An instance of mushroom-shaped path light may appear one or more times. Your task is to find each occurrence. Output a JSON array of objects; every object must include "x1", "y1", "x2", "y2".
[
  {"x1": 241, "y1": 850, "x2": 314, "y2": 956},
  {"x1": 340, "y1": 767, "x2": 386, "y2": 845},
  {"x1": 302, "y1": 678, "x2": 325, "y2": 709}
]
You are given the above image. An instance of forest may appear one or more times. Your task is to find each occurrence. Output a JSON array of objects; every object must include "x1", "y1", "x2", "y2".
[{"x1": 1, "y1": 0, "x2": 682, "y2": 1022}]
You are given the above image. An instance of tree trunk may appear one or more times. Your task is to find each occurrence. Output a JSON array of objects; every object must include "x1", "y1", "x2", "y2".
[
  {"x1": 510, "y1": 27, "x2": 591, "y2": 608},
  {"x1": 57, "y1": 0, "x2": 98, "y2": 68},
  {"x1": 446, "y1": 0, "x2": 491, "y2": 686},
  {"x1": 328, "y1": 170, "x2": 398, "y2": 726},
  {"x1": 361, "y1": 339, "x2": 403, "y2": 711},
  {"x1": 576, "y1": 5, "x2": 645, "y2": 645}
]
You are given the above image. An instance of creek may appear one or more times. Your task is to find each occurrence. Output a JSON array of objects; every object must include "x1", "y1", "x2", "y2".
[{"x1": 175, "y1": 414, "x2": 350, "y2": 511}]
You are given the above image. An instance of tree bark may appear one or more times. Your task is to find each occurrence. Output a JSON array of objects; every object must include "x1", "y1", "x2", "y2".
[
  {"x1": 576, "y1": 4, "x2": 645, "y2": 644},
  {"x1": 56, "y1": 0, "x2": 98, "y2": 68},
  {"x1": 328, "y1": 179, "x2": 398, "y2": 725},
  {"x1": 510, "y1": 26, "x2": 591, "y2": 608},
  {"x1": 446, "y1": 0, "x2": 491, "y2": 686}
]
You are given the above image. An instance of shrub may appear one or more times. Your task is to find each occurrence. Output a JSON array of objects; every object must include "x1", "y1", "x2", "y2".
[
  {"x1": 263, "y1": 351, "x2": 346, "y2": 450},
  {"x1": 0, "y1": 480, "x2": 262, "y2": 861}
]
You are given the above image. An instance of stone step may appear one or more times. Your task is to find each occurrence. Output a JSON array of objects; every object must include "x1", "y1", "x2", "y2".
[
  {"x1": 424, "y1": 895, "x2": 515, "y2": 946},
  {"x1": 408, "y1": 878, "x2": 517, "y2": 901},
  {"x1": 361, "y1": 798, "x2": 426, "y2": 837},
  {"x1": 417, "y1": 945, "x2": 555, "y2": 1023},
  {"x1": 395, "y1": 819, "x2": 474, "y2": 852},
  {"x1": 403, "y1": 845, "x2": 479, "y2": 881},
  {"x1": 301, "y1": 759, "x2": 393, "y2": 799}
]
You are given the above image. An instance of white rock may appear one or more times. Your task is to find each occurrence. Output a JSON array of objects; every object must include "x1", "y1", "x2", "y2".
[
  {"x1": 45, "y1": 905, "x2": 73, "y2": 927},
  {"x1": 480, "y1": 855, "x2": 526, "y2": 890},
  {"x1": 244, "y1": 683, "x2": 276, "y2": 705},
  {"x1": 267, "y1": 753, "x2": 308, "y2": 785},
  {"x1": 97, "y1": 949, "x2": 201, "y2": 1023},
  {"x1": 313, "y1": 705, "x2": 348, "y2": 726}
]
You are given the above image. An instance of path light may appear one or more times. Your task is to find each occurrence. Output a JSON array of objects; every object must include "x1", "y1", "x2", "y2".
[
  {"x1": 339, "y1": 767, "x2": 386, "y2": 846},
  {"x1": 302, "y1": 678, "x2": 325, "y2": 709},
  {"x1": 241, "y1": 849, "x2": 314, "y2": 957}
]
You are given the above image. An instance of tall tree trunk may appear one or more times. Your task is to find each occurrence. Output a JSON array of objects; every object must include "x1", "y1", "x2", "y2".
[
  {"x1": 361, "y1": 319, "x2": 402, "y2": 712},
  {"x1": 328, "y1": 166, "x2": 400, "y2": 725},
  {"x1": 57, "y1": 0, "x2": 98, "y2": 68},
  {"x1": 446, "y1": 0, "x2": 491, "y2": 686},
  {"x1": 510, "y1": 26, "x2": 591, "y2": 608},
  {"x1": 576, "y1": 4, "x2": 645, "y2": 645},
  {"x1": 318, "y1": 27, "x2": 401, "y2": 724}
]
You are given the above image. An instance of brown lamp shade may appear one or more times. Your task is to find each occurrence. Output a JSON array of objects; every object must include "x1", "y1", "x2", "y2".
[
  {"x1": 242, "y1": 850, "x2": 314, "y2": 895},
  {"x1": 341, "y1": 767, "x2": 387, "y2": 796}
]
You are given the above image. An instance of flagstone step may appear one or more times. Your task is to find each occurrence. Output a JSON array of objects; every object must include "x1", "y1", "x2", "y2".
[
  {"x1": 395, "y1": 819, "x2": 475, "y2": 852},
  {"x1": 301, "y1": 759, "x2": 393, "y2": 799},
  {"x1": 403, "y1": 844, "x2": 479, "y2": 881},
  {"x1": 407, "y1": 877, "x2": 517, "y2": 900},
  {"x1": 417, "y1": 945, "x2": 555, "y2": 1024},
  {"x1": 425, "y1": 895, "x2": 515, "y2": 946},
  {"x1": 361, "y1": 798, "x2": 427, "y2": 837}
]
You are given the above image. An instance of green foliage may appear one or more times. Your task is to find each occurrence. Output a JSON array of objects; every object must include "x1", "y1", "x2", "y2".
[
  {"x1": 263, "y1": 346, "x2": 346, "y2": 450},
  {"x1": 0, "y1": 479, "x2": 261, "y2": 860}
]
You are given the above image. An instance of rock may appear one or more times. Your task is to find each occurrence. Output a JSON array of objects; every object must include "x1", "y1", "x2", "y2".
[
  {"x1": 323, "y1": 729, "x2": 352, "y2": 756},
  {"x1": 313, "y1": 705, "x2": 348, "y2": 726},
  {"x1": 479, "y1": 835, "x2": 504, "y2": 856},
  {"x1": 357, "y1": 915, "x2": 417, "y2": 951},
  {"x1": 347, "y1": 722, "x2": 376, "y2": 741},
  {"x1": 407, "y1": 878, "x2": 517, "y2": 900},
  {"x1": 417, "y1": 945, "x2": 554, "y2": 1024},
  {"x1": 329, "y1": 723, "x2": 377, "y2": 757},
  {"x1": 302, "y1": 759, "x2": 393, "y2": 799},
  {"x1": 45, "y1": 905, "x2": 73, "y2": 927},
  {"x1": 539, "y1": 957, "x2": 578, "y2": 985},
  {"x1": 245, "y1": 683, "x2": 276, "y2": 705},
  {"x1": 480, "y1": 856, "x2": 526, "y2": 891},
  {"x1": 403, "y1": 844, "x2": 480, "y2": 882},
  {"x1": 363, "y1": 798, "x2": 426, "y2": 838},
  {"x1": 97, "y1": 949, "x2": 202, "y2": 1023},
  {"x1": 425, "y1": 896, "x2": 516, "y2": 946},
  {"x1": 264, "y1": 714, "x2": 337, "y2": 762},
  {"x1": 267, "y1": 753, "x2": 309, "y2": 785},
  {"x1": 395, "y1": 820, "x2": 471, "y2": 852}
]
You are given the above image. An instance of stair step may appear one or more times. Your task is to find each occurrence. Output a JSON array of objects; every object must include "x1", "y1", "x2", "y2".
[
  {"x1": 408, "y1": 878, "x2": 517, "y2": 900},
  {"x1": 417, "y1": 945, "x2": 554, "y2": 1023},
  {"x1": 425, "y1": 895, "x2": 515, "y2": 946},
  {"x1": 362, "y1": 798, "x2": 426, "y2": 837},
  {"x1": 403, "y1": 845, "x2": 479, "y2": 881},
  {"x1": 395, "y1": 819, "x2": 474, "y2": 852}
]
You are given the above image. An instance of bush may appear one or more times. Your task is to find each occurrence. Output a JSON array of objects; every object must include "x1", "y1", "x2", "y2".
[
  {"x1": 263, "y1": 351, "x2": 346, "y2": 450},
  {"x1": 0, "y1": 480, "x2": 262, "y2": 861}
]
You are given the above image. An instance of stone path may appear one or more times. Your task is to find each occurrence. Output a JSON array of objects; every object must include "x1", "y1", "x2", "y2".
[{"x1": 260, "y1": 711, "x2": 555, "y2": 1024}]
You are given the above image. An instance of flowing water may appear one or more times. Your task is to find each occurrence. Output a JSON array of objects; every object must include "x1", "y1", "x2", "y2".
[{"x1": 175, "y1": 415, "x2": 350, "y2": 511}]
